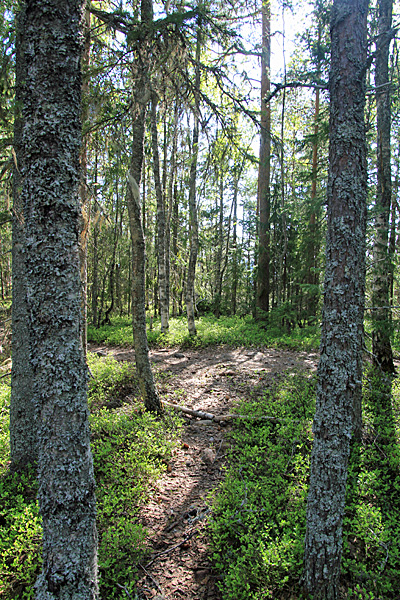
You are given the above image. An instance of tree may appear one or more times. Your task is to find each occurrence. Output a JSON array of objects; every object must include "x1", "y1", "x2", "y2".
[
  {"x1": 10, "y1": 2, "x2": 37, "y2": 471},
  {"x1": 371, "y1": 0, "x2": 395, "y2": 374},
  {"x1": 125, "y1": 0, "x2": 162, "y2": 414},
  {"x1": 303, "y1": 0, "x2": 369, "y2": 597},
  {"x1": 185, "y1": 16, "x2": 201, "y2": 336},
  {"x1": 257, "y1": 0, "x2": 271, "y2": 317},
  {"x1": 21, "y1": 0, "x2": 98, "y2": 596},
  {"x1": 150, "y1": 91, "x2": 169, "y2": 332}
]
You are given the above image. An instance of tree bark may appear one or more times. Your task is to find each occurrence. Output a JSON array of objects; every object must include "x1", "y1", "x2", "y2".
[
  {"x1": 371, "y1": 0, "x2": 395, "y2": 373},
  {"x1": 21, "y1": 1, "x2": 98, "y2": 597},
  {"x1": 214, "y1": 169, "x2": 224, "y2": 318},
  {"x1": 150, "y1": 92, "x2": 169, "y2": 332},
  {"x1": 79, "y1": 5, "x2": 91, "y2": 358},
  {"x1": 126, "y1": 102, "x2": 162, "y2": 413},
  {"x1": 125, "y1": 0, "x2": 162, "y2": 414},
  {"x1": 303, "y1": 0, "x2": 369, "y2": 597},
  {"x1": 10, "y1": 2, "x2": 37, "y2": 471},
  {"x1": 256, "y1": 0, "x2": 271, "y2": 317},
  {"x1": 185, "y1": 22, "x2": 201, "y2": 336}
]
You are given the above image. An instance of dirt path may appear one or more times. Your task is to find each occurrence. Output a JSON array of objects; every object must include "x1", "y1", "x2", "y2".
[{"x1": 91, "y1": 345, "x2": 318, "y2": 600}]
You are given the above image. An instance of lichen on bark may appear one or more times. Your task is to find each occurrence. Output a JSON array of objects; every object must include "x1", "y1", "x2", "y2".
[
  {"x1": 21, "y1": 1, "x2": 98, "y2": 597},
  {"x1": 303, "y1": 0, "x2": 369, "y2": 597}
]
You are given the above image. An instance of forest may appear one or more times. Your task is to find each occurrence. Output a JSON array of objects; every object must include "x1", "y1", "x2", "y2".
[{"x1": 1, "y1": 0, "x2": 400, "y2": 599}]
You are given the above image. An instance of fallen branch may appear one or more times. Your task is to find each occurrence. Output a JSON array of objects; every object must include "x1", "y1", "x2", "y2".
[
  {"x1": 163, "y1": 400, "x2": 215, "y2": 420},
  {"x1": 163, "y1": 400, "x2": 281, "y2": 423}
]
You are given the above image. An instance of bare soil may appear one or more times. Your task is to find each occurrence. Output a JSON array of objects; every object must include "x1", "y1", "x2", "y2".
[{"x1": 90, "y1": 345, "x2": 319, "y2": 600}]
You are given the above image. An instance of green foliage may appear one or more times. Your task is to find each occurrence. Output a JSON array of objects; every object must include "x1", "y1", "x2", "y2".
[
  {"x1": 87, "y1": 352, "x2": 140, "y2": 411},
  {"x1": 0, "y1": 354, "x2": 182, "y2": 599},
  {"x1": 211, "y1": 369, "x2": 400, "y2": 599},
  {"x1": 342, "y1": 368, "x2": 400, "y2": 598},
  {"x1": 0, "y1": 379, "x2": 10, "y2": 471},
  {"x1": 91, "y1": 398, "x2": 182, "y2": 598},
  {"x1": 88, "y1": 314, "x2": 320, "y2": 351},
  {"x1": 0, "y1": 468, "x2": 41, "y2": 599},
  {"x1": 210, "y1": 373, "x2": 315, "y2": 599}
]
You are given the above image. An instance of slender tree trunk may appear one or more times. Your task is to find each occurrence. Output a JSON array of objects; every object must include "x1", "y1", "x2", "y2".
[
  {"x1": 257, "y1": 0, "x2": 271, "y2": 317},
  {"x1": 22, "y1": 1, "x2": 98, "y2": 596},
  {"x1": 231, "y1": 176, "x2": 238, "y2": 315},
  {"x1": 10, "y1": 2, "x2": 37, "y2": 471},
  {"x1": 127, "y1": 100, "x2": 161, "y2": 413},
  {"x1": 306, "y1": 27, "x2": 322, "y2": 321},
  {"x1": 171, "y1": 180, "x2": 179, "y2": 317},
  {"x1": 150, "y1": 93, "x2": 169, "y2": 332},
  {"x1": 185, "y1": 22, "x2": 201, "y2": 336},
  {"x1": 304, "y1": 0, "x2": 369, "y2": 597},
  {"x1": 91, "y1": 154, "x2": 99, "y2": 327},
  {"x1": 79, "y1": 6, "x2": 91, "y2": 359},
  {"x1": 371, "y1": 0, "x2": 395, "y2": 373},
  {"x1": 214, "y1": 170, "x2": 224, "y2": 318}
]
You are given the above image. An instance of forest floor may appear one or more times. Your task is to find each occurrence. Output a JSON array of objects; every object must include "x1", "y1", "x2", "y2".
[{"x1": 89, "y1": 344, "x2": 319, "y2": 600}]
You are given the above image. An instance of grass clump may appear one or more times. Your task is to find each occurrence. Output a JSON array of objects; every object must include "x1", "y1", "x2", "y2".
[
  {"x1": 210, "y1": 369, "x2": 400, "y2": 599},
  {"x1": 0, "y1": 353, "x2": 182, "y2": 599}
]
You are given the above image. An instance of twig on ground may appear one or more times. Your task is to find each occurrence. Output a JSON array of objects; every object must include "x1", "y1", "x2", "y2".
[
  {"x1": 145, "y1": 526, "x2": 203, "y2": 569},
  {"x1": 138, "y1": 563, "x2": 164, "y2": 594},
  {"x1": 116, "y1": 583, "x2": 132, "y2": 598}
]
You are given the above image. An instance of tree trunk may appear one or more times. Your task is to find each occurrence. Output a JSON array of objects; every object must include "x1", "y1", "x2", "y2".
[
  {"x1": 231, "y1": 173, "x2": 238, "y2": 315},
  {"x1": 10, "y1": 2, "x2": 37, "y2": 471},
  {"x1": 21, "y1": 1, "x2": 98, "y2": 597},
  {"x1": 303, "y1": 0, "x2": 369, "y2": 597},
  {"x1": 306, "y1": 26, "x2": 322, "y2": 321},
  {"x1": 257, "y1": 0, "x2": 271, "y2": 317},
  {"x1": 78, "y1": 6, "x2": 91, "y2": 359},
  {"x1": 185, "y1": 22, "x2": 201, "y2": 336},
  {"x1": 126, "y1": 98, "x2": 162, "y2": 413},
  {"x1": 371, "y1": 0, "x2": 395, "y2": 373},
  {"x1": 125, "y1": 0, "x2": 162, "y2": 413},
  {"x1": 214, "y1": 170, "x2": 224, "y2": 318},
  {"x1": 150, "y1": 92, "x2": 169, "y2": 332}
]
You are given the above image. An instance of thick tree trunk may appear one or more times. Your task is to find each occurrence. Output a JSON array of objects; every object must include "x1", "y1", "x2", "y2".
[
  {"x1": 21, "y1": 2, "x2": 98, "y2": 597},
  {"x1": 371, "y1": 0, "x2": 395, "y2": 373},
  {"x1": 150, "y1": 93, "x2": 169, "y2": 332},
  {"x1": 10, "y1": 2, "x2": 37, "y2": 471},
  {"x1": 303, "y1": 1, "x2": 369, "y2": 597},
  {"x1": 257, "y1": 0, "x2": 271, "y2": 317}
]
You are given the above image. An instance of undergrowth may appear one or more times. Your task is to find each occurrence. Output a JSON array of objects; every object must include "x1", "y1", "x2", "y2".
[
  {"x1": 0, "y1": 353, "x2": 182, "y2": 599},
  {"x1": 88, "y1": 314, "x2": 320, "y2": 351},
  {"x1": 210, "y1": 369, "x2": 400, "y2": 599}
]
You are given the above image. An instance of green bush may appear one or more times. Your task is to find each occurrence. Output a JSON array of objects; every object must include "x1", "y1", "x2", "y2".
[
  {"x1": 211, "y1": 369, "x2": 400, "y2": 599},
  {"x1": 210, "y1": 373, "x2": 315, "y2": 599},
  {"x1": 0, "y1": 353, "x2": 182, "y2": 599}
]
